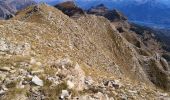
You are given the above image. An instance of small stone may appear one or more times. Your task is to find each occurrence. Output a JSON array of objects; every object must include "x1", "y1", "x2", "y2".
[
  {"x1": 0, "y1": 74, "x2": 6, "y2": 81},
  {"x1": 47, "y1": 76, "x2": 60, "y2": 86},
  {"x1": 17, "y1": 81, "x2": 25, "y2": 89},
  {"x1": 67, "y1": 80, "x2": 75, "y2": 89},
  {"x1": 94, "y1": 92, "x2": 105, "y2": 99},
  {"x1": 2, "y1": 85, "x2": 8, "y2": 91},
  {"x1": 27, "y1": 75, "x2": 33, "y2": 78},
  {"x1": 57, "y1": 58, "x2": 72, "y2": 69},
  {"x1": 0, "y1": 25, "x2": 4, "y2": 28},
  {"x1": 0, "y1": 39, "x2": 9, "y2": 52},
  {"x1": 60, "y1": 90, "x2": 69, "y2": 99},
  {"x1": 85, "y1": 76, "x2": 94, "y2": 85},
  {"x1": 30, "y1": 58, "x2": 36, "y2": 64},
  {"x1": 10, "y1": 70, "x2": 16, "y2": 73},
  {"x1": 32, "y1": 76, "x2": 43, "y2": 86},
  {"x1": 128, "y1": 90, "x2": 138, "y2": 94},
  {"x1": 103, "y1": 80, "x2": 122, "y2": 89},
  {"x1": 31, "y1": 69, "x2": 44, "y2": 74},
  {"x1": 10, "y1": 66, "x2": 15, "y2": 70},
  {"x1": 0, "y1": 67, "x2": 11, "y2": 72},
  {"x1": 159, "y1": 92, "x2": 168, "y2": 97},
  {"x1": 36, "y1": 62, "x2": 42, "y2": 66},
  {"x1": 0, "y1": 90, "x2": 5, "y2": 95}
]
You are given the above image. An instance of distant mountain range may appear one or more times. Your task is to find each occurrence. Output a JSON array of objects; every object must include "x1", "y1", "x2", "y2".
[
  {"x1": 1, "y1": 0, "x2": 170, "y2": 31},
  {"x1": 76, "y1": 0, "x2": 170, "y2": 29},
  {"x1": 113, "y1": 0, "x2": 170, "y2": 29},
  {"x1": 1, "y1": 0, "x2": 170, "y2": 29}
]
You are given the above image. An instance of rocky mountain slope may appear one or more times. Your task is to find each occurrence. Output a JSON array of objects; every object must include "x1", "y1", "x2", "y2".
[
  {"x1": 0, "y1": 0, "x2": 36, "y2": 19},
  {"x1": 55, "y1": 1, "x2": 85, "y2": 18},
  {"x1": 0, "y1": 3, "x2": 170, "y2": 100}
]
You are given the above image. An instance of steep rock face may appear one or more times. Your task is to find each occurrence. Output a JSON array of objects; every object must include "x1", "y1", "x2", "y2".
[
  {"x1": 0, "y1": 4, "x2": 170, "y2": 99},
  {"x1": 55, "y1": 1, "x2": 85, "y2": 18},
  {"x1": 0, "y1": 0, "x2": 36, "y2": 19}
]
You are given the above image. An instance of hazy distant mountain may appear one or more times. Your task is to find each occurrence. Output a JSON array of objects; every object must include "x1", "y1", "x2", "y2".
[
  {"x1": 9, "y1": 0, "x2": 36, "y2": 10},
  {"x1": 75, "y1": 0, "x2": 170, "y2": 29},
  {"x1": 0, "y1": 0, "x2": 36, "y2": 19},
  {"x1": 114, "y1": 0, "x2": 170, "y2": 29}
]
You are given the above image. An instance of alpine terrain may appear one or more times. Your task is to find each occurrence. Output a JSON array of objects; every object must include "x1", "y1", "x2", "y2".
[{"x1": 0, "y1": 1, "x2": 170, "y2": 100}]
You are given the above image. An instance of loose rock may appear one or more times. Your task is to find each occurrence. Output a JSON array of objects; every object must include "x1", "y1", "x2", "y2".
[
  {"x1": 0, "y1": 90, "x2": 5, "y2": 95},
  {"x1": 60, "y1": 90, "x2": 69, "y2": 99},
  {"x1": 31, "y1": 76, "x2": 43, "y2": 86},
  {"x1": 0, "y1": 67, "x2": 11, "y2": 72},
  {"x1": 67, "y1": 80, "x2": 75, "y2": 89}
]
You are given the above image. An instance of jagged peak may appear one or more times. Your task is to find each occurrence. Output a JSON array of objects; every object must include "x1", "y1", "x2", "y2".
[
  {"x1": 94, "y1": 3, "x2": 109, "y2": 10},
  {"x1": 54, "y1": 1, "x2": 85, "y2": 17},
  {"x1": 55, "y1": 1, "x2": 77, "y2": 9},
  {"x1": 87, "y1": 3, "x2": 127, "y2": 22}
]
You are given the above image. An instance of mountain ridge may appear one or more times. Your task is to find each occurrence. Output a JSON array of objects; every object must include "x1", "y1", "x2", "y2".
[{"x1": 0, "y1": 1, "x2": 170, "y2": 100}]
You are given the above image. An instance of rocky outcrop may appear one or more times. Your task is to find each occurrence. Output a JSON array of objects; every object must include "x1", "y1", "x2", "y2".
[
  {"x1": 87, "y1": 4, "x2": 127, "y2": 22},
  {"x1": 55, "y1": 1, "x2": 85, "y2": 18}
]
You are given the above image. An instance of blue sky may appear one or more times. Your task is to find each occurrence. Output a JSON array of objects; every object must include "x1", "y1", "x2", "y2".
[
  {"x1": 34, "y1": 0, "x2": 170, "y2": 3},
  {"x1": 34, "y1": 0, "x2": 170, "y2": 6}
]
